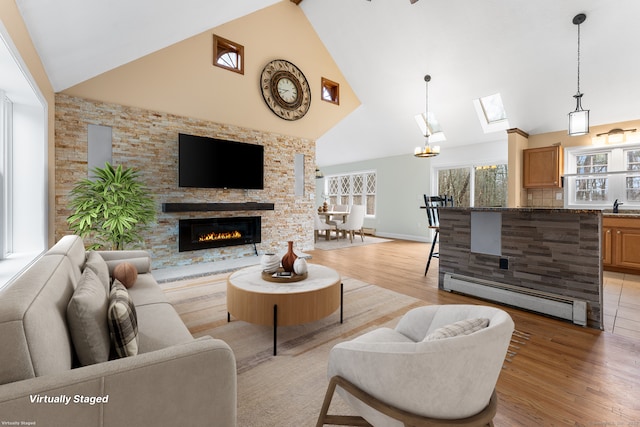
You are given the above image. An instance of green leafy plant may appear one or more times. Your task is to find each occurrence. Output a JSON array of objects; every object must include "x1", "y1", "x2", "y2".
[{"x1": 67, "y1": 163, "x2": 156, "y2": 250}]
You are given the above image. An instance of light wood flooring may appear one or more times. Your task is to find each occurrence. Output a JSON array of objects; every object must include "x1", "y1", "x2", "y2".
[{"x1": 305, "y1": 239, "x2": 640, "y2": 426}]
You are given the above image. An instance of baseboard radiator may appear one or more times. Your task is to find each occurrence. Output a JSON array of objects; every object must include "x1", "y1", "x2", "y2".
[{"x1": 443, "y1": 273, "x2": 588, "y2": 326}]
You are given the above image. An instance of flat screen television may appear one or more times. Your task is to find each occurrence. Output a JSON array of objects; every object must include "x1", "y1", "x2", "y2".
[{"x1": 178, "y1": 133, "x2": 264, "y2": 189}]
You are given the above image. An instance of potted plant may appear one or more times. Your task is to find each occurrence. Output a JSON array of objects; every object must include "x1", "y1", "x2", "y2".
[{"x1": 67, "y1": 162, "x2": 156, "y2": 250}]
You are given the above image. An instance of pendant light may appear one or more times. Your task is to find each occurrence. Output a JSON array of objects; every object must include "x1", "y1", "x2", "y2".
[
  {"x1": 568, "y1": 13, "x2": 589, "y2": 136},
  {"x1": 414, "y1": 75, "x2": 441, "y2": 158}
]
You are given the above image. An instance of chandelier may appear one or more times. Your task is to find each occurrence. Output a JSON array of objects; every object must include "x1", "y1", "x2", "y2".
[{"x1": 414, "y1": 75, "x2": 441, "y2": 158}]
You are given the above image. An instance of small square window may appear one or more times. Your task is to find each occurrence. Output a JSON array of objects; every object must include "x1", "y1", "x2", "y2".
[
  {"x1": 213, "y1": 34, "x2": 244, "y2": 75},
  {"x1": 321, "y1": 77, "x2": 339, "y2": 105}
]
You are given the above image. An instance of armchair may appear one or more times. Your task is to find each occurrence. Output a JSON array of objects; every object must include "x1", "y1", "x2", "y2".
[{"x1": 317, "y1": 304, "x2": 514, "y2": 427}]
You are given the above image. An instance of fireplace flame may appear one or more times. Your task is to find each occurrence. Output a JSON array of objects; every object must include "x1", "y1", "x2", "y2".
[{"x1": 198, "y1": 230, "x2": 242, "y2": 242}]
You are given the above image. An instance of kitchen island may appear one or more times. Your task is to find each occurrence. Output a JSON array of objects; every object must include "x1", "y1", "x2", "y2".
[{"x1": 438, "y1": 207, "x2": 602, "y2": 329}]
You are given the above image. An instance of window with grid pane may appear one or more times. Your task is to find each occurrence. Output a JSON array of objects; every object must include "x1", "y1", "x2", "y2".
[
  {"x1": 626, "y1": 149, "x2": 640, "y2": 202},
  {"x1": 324, "y1": 171, "x2": 376, "y2": 216},
  {"x1": 566, "y1": 143, "x2": 640, "y2": 208},
  {"x1": 436, "y1": 164, "x2": 508, "y2": 207},
  {"x1": 575, "y1": 153, "x2": 609, "y2": 202}
]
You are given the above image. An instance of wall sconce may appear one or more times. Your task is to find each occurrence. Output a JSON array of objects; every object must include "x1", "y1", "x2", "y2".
[
  {"x1": 315, "y1": 168, "x2": 324, "y2": 179},
  {"x1": 591, "y1": 128, "x2": 638, "y2": 146}
]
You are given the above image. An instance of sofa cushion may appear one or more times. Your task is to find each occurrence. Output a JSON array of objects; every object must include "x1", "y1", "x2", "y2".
[
  {"x1": 135, "y1": 303, "x2": 194, "y2": 353},
  {"x1": 84, "y1": 250, "x2": 111, "y2": 292},
  {"x1": 424, "y1": 318, "x2": 489, "y2": 341},
  {"x1": 104, "y1": 256, "x2": 151, "y2": 276},
  {"x1": 108, "y1": 280, "x2": 139, "y2": 358},
  {"x1": 67, "y1": 267, "x2": 111, "y2": 366}
]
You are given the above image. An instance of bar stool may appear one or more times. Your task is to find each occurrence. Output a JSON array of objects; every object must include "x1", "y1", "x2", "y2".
[{"x1": 422, "y1": 195, "x2": 453, "y2": 276}]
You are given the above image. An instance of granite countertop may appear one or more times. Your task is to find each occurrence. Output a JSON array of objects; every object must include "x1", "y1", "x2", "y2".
[
  {"x1": 444, "y1": 207, "x2": 602, "y2": 214},
  {"x1": 443, "y1": 206, "x2": 640, "y2": 218}
]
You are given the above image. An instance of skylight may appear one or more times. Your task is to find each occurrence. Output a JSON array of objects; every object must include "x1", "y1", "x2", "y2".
[
  {"x1": 473, "y1": 93, "x2": 509, "y2": 133},
  {"x1": 479, "y1": 93, "x2": 507, "y2": 123}
]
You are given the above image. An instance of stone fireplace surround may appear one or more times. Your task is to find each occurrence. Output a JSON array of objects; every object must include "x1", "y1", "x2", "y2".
[{"x1": 54, "y1": 94, "x2": 315, "y2": 269}]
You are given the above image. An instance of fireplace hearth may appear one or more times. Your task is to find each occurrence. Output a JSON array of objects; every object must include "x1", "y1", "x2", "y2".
[{"x1": 179, "y1": 216, "x2": 261, "y2": 252}]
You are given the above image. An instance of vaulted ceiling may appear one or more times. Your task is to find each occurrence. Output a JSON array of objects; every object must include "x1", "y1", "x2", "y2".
[{"x1": 14, "y1": 0, "x2": 640, "y2": 166}]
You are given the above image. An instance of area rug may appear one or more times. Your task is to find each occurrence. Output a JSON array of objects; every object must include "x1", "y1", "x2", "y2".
[
  {"x1": 162, "y1": 272, "x2": 425, "y2": 427},
  {"x1": 313, "y1": 235, "x2": 392, "y2": 251}
]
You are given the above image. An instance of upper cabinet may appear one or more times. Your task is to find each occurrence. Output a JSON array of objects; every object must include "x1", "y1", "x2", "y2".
[{"x1": 523, "y1": 145, "x2": 563, "y2": 188}]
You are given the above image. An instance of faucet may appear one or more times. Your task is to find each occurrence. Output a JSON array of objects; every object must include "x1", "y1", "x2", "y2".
[{"x1": 613, "y1": 199, "x2": 623, "y2": 213}]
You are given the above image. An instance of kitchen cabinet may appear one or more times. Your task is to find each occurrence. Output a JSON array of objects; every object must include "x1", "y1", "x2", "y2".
[
  {"x1": 523, "y1": 145, "x2": 563, "y2": 188},
  {"x1": 603, "y1": 216, "x2": 640, "y2": 273}
]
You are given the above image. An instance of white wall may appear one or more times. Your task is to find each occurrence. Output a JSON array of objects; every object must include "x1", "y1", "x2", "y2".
[
  {"x1": 316, "y1": 153, "x2": 434, "y2": 242},
  {"x1": 316, "y1": 139, "x2": 508, "y2": 242}
]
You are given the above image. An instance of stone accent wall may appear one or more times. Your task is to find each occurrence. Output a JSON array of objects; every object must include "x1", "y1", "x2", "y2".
[
  {"x1": 438, "y1": 207, "x2": 603, "y2": 329},
  {"x1": 55, "y1": 94, "x2": 315, "y2": 269}
]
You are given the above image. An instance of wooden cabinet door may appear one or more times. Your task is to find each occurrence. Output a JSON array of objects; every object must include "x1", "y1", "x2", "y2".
[
  {"x1": 603, "y1": 227, "x2": 613, "y2": 266},
  {"x1": 523, "y1": 146, "x2": 563, "y2": 188},
  {"x1": 615, "y1": 227, "x2": 640, "y2": 270}
]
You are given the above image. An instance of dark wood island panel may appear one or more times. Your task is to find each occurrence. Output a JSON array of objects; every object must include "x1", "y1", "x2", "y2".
[{"x1": 438, "y1": 208, "x2": 603, "y2": 329}]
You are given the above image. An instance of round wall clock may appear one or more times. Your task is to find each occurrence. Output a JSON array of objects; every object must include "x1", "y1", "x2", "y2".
[{"x1": 260, "y1": 59, "x2": 311, "y2": 121}]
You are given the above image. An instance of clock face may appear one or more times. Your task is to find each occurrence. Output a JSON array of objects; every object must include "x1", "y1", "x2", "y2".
[
  {"x1": 260, "y1": 60, "x2": 311, "y2": 121},
  {"x1": 277, "y1": 77, "x2": 298, "y2": 103}
]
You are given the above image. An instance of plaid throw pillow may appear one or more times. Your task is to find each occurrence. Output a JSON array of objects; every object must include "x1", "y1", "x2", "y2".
[
  {"x1": 107, "y1": 280, "x2": 139, "y2": 358},
  {"x1": 424, "y1": 318, "x2": 490, "y2": 341}
]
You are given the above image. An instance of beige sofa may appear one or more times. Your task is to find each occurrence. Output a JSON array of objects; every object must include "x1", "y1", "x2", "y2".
[{"x1": 0, "y1": 235, "x2": 237, "y2": 426}]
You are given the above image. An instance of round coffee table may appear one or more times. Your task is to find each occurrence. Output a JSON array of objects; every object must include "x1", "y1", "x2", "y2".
[{"x1": 227, "y1": 263, "x2": 343, "y2": 355}]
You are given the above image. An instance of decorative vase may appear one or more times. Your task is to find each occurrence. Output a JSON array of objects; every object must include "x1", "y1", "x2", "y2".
[
  {"x1": 261, "y1": 253, "x2": 280, "y2": 273},
  {"x1": 281, "y1": 241, "x2": 298, "y2": 273},
  {"x1": 293, "y1": 257, "x2": 308, "y2": 275},
  {"x1": 322, "y1": 202, "x2": 328, "y2": 212}
]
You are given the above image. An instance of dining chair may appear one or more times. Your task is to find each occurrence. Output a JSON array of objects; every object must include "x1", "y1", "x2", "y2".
[
  {"x1": 337, "y1": 205, "x2": 365, "y2": 243},
  {"x1": 314, "y1": 211, "x2": 335, "y2": 242},
  {"x1": 423, "y1": 195, "x2": 454, "y2": 276},
  {"x1": 328, "y1": 205, "x2": 350, "y2": 227}
]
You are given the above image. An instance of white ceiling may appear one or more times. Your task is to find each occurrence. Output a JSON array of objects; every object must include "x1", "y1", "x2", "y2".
[{"x1": 14, "y1": 0, "x2": 640, "y2": 166}]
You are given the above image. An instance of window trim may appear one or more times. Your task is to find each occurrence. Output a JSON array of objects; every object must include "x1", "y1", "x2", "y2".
[
  {"x1": 321, "y1": 77, "x2": 339, "y2": 105},
  {"x1": 0, "y1": 92, "x2": 12, "y2": 258},
  {"x1": 212, "y1": 34, "x2": 244, "y2": 75}
]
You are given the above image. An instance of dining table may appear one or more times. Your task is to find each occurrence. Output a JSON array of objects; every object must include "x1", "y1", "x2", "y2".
[{"x1": 317, "y1": 210, "x2": 349, "y2": 224}]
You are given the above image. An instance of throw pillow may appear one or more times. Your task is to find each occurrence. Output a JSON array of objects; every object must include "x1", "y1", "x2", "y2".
[
  {"x1": 67, "y1": 268, "x2": 111, "y2": 366},
  {"x1": 424, "y1": 318, "x2": 490, "y2": 341},
  {"x1": 112, "y1": 262, "x2": 138, "y2": 289},
  {"x1": 107, "y1": 280, "x2": 139, "y2": 358},
  {"x1": 84, "y1": 251, "x2": 111, "y2": 292}
]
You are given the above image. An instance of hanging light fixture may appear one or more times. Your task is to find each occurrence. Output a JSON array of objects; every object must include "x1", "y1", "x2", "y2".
[
  {"x1": 568, "y1": 13, "x2": 589, "y2": 136},
  {"x1": 414, "y1": 74, "x2": 441, "y2": 158}
]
